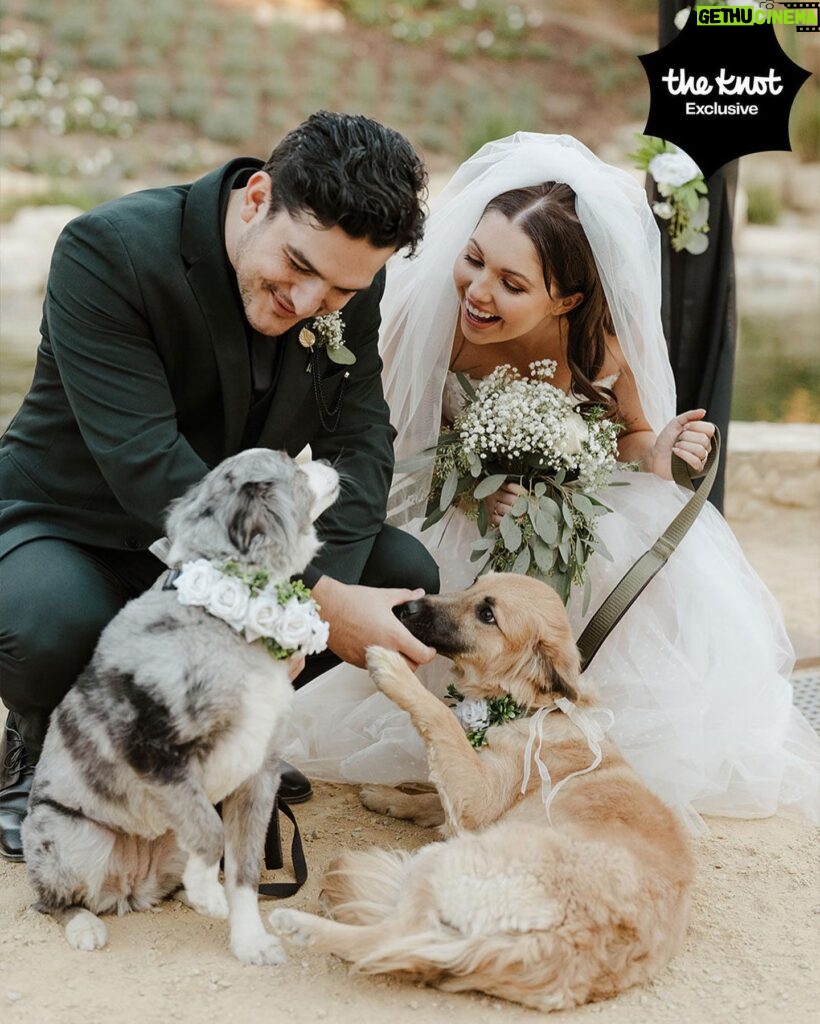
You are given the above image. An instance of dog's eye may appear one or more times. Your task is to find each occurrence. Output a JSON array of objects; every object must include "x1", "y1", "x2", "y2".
[{"x1": 477, "y1": 604, "x2": 496, "y2": 626}]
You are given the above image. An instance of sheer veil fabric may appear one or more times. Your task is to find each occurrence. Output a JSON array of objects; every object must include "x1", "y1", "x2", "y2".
[{"x1": 284, "y1": 134, "x2": 820, "y2": 833}]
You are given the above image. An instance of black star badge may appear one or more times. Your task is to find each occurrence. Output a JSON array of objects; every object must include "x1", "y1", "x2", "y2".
[{"x1": 639, "y1": 14, "x2": 811, "y2": 178}]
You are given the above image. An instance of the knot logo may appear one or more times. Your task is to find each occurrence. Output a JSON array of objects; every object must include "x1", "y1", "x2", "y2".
[{"x1": 639, "y1": 16, "x2": 811, "y2": 177}]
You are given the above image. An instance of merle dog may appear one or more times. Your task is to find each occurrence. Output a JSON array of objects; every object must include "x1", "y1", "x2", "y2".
[{"x1": 22, "y1": 449, "x2": 338, "y2": 963}]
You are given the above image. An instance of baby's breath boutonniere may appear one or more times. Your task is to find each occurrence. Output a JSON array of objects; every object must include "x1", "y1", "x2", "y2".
[
  {"x1": 629, "y1": 135, "x2": 710, "y2": 255},
  {"x1": 299, "y1": 311, "x2": 355, "y2": 371},
  {"x1": 445, "y1": 683, "x2": 528, "y2": 748}
]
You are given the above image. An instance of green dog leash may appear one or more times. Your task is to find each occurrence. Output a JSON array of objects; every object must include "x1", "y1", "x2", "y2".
[{"x1": 576, "y1": 428, "x2": 721, "y2": 673}]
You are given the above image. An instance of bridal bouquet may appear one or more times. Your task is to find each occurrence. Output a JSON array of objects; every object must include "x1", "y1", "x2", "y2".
[{"x1": 423, "y1": 361, "x2": 622, "y2": 608}]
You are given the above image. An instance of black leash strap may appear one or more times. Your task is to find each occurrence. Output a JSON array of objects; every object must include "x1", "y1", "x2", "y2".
[
  {"x1": 576, "y1": 429, "x2": 721, "y2": 673},
  {"x1": 257, "y1": 797, "x2": 308, "y2": 899}
]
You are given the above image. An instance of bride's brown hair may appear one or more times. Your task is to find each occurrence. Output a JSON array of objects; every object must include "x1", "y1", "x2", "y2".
[{"x1": 483, "y1": 183, "x2": 617, "y2": 417}]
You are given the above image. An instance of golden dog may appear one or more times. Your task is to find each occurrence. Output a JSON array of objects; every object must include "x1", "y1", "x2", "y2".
[{"x1": 270, "y1": 574, "x2": 693, "y2": 1011}]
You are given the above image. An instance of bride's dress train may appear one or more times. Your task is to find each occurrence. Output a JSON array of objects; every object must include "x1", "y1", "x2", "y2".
[{"x1": 284, "y1": 463, "x2": 820, "y2": 834}]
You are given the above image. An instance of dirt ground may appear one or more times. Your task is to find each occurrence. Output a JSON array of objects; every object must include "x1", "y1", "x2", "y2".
[{"x1": 1, "y1": 506, "x2": 818, "y2": 1024}]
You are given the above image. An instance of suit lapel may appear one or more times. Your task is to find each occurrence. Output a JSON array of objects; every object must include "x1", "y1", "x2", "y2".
[{"x1": 181, "y1": 160, "x2": 259, "y2": 457}]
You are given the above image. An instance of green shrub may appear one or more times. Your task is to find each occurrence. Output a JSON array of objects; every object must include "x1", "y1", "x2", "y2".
[
  {"x1": 134, "y1": 75, "x2": 171, "y2": 119},
  {"x1": 87, "y1": 37, "x2": 127, "y2": 71},
  {"x1": 200, "y1": 99, "x2": 257, "y2": 144},
  {"x1": 745, "y1": 184, "x2": 781, "y2": 225}
]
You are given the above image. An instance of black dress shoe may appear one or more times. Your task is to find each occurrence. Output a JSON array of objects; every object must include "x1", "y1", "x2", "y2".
[
  {"x1": 0, "y1": 716, "x2": 35, "y2": 862},
  {"x1": 278, "y1": 761, "x2": 313, "y2": 804}
]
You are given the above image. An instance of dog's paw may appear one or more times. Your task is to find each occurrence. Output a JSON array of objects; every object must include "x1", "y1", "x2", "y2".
[
  {"x1": 65, "y1": 910, "x2": 108, "y2": 952},
  {"x1": 267, "y1": 908, "x2": 313, "y2": 947},
  {"x1": 359, "y1": 784, "x2": 400, "y2": 816},
  {"x1": 231, "y1": 931, "x2": 289, "y2": 967},
  {"x1": 365, "y1": 646, "x2": 407, "y2": 694},
  {"x1": 184, "y1": 884, "x2": 229, "y2": 920}
]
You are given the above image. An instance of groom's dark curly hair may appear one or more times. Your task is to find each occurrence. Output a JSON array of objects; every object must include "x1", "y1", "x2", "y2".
[{"x1": 263, "y1": 110, "x2": 428, "y2": 256}]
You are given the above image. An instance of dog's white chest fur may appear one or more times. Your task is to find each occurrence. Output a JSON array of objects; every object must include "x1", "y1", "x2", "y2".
[{"x1": 200, "y1": 664, "x2": 294, "y2": 804}]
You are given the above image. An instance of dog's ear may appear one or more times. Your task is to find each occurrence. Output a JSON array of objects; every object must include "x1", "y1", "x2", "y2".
[
  {"x1": 227, "y1": 480, "x2": 273, "y2": 555},
  {"x1": 533, "y1": 639, "x2": 579, "y2": 703}
]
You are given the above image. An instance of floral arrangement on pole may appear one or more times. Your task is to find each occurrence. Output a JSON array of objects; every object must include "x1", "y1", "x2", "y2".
[
  {"x1": 629, "y1": 135, "x2": 710, "y2": 255},
  {"x1": 422, "y1": 361, "x2": 622, "y2": 609}
]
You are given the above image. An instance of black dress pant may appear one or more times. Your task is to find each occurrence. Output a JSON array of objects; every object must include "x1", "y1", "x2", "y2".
[{"x1": 0, "y1": 525, "x2": 439, "y2": 759}]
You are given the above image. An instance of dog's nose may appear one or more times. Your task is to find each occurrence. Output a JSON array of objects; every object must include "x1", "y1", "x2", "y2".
[{"x1": 393, "y1": 599, "x2": 427, "y2": 624}]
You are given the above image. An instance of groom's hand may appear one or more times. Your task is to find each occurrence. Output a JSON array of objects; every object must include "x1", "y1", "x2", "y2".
[{"x1": 310, "y1": 577, "x2": 436, "y2": 670}]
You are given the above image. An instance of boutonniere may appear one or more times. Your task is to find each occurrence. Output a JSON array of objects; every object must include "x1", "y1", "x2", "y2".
[{"x1": 299, "y1": 311, "x2": 356, "y2": 371}]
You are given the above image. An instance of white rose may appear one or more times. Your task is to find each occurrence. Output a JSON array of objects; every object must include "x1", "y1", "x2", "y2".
[
  {"x1": 206, "y1": 576, "x2": 250, "y2": 632},
  {"x1": 454, "y1": 698, "x2": 490, "y2": 732},
  {"x1": 175, "y1": 560, "x2": 220, "y2": 607},
  {"x1": 649, "y1": 150, "x2": 701, "y2": 188},
  {"x1": 244, "y1": 592, "x2": 284, "y2": 644},
  {"x1": 273, "y1": 597, "x2": 315, "y2": 650},
  {"x1": 556, "y1": 411, "x2": 589, "y2": 457}
]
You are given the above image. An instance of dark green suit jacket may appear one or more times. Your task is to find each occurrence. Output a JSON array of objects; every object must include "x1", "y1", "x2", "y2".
[{"x1": 0, "y1": 159, "x2": 395, "y2": 585}]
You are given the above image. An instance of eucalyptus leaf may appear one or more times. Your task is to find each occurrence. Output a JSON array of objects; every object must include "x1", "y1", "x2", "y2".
[
  {"x1": 532, "y1": 537, "x2": 554, "y2": 572},
  {"x1": 468, "y1": 453, "x2": 483, "y2": 478},
  {"x1": 439, "y1": 466, "x2": 459, "y2": 511},
  {"x1": 499, "y1": 513, "x2": 522, "y2": 553},
  {"x1": 571, "y1": 492, "x2": 595, "y2": 518},
  {"x1": 511, "y1": 546, "x2": 531, "y2": 574},
  {"x1": 470, "y1": 535, "x2": 496, "y2": 554},
  {"x1": 455, "y1": 372, "x2": 477, "y2": 402},
  {"x1": 510, "y1": 495, "x2": 528, "y2": 517},
  {"x1": 477, "y1": 500, "x2": 489, "y2": 536},
  {"x1": 421, "y1": 503, "x2": 448, "y2": 531},
  {"x1": 327, "y1": 345, "x2": 356, "y2": 365},
  {"x1": 575, "y1": 536, "x2": 585, "y2": 566},
  {"x1": 553, "y1": 469, "x2": 566, "y2": 485},
  {"x1": 473, "y1": 474, "x2": 508, "y2": 500},
  {"x1": 581, "y1": 572, "x2": 592, "y2": 616},
  {"x1": 561, "y1": 502, "x2": 574, "y2": 528},
  {"x1": 539, "y1": 496, "x2": 561, "y2": 519},
  {"x1": 533, "y1": 481, "x2": 547, "y2": 497},
  {"x1": 558, "y1": 539, "x2": 570, "y2": 563},
  {"x1": 534, "y1": 510, "x2": 558, "y2": 545},
  {"x1": 393, "y1": 452, "x2": 435, "y2": 474}
]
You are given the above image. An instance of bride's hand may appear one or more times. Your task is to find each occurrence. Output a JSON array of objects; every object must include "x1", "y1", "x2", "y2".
[
  {"x1": 310, "y1": 577, "x2": 436, "y2": 670},
  {"x1": 485, "y1": 482, "x2": 527, "y2": 529},
  {"x1": 650, "y1": 409, "x2": 715, "y2": 479}
]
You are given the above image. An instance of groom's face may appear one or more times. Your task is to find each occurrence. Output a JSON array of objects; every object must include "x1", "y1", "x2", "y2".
[{"x1": 230, "y1": 172, "x2": 395, "y2": 337}]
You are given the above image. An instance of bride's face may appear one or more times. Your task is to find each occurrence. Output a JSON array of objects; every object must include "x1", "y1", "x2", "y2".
[{"x1": 452, "y1": 210, "x2": 565, "y2": 346}]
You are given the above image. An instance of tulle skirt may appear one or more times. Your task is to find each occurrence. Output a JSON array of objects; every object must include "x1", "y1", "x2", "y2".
[{"x1": 283, "y1": 469, "x2": 820, "y2": 833}]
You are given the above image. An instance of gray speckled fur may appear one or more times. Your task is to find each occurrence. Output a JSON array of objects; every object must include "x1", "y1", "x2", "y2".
[{"x1": 22, "y1": 449, "x2": 339, "y2": 962}]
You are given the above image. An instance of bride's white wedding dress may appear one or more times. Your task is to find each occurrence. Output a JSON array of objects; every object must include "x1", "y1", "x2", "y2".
[
  {"x1": 285, "y1": 371, "x2": 820, "y2": 834},
  {"x1": 284, "y1": 133, "x2": 819, "y2": 833}
]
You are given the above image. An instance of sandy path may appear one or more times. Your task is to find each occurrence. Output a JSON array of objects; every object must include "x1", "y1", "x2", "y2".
[{"x1": 1, "y1": 784, "x2": 818, "y2": 1024}]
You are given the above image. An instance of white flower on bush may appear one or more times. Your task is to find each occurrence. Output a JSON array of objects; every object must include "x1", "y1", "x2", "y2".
[
  {"x1": 175, "y1": 559, "x2": 221, "y2": 606},
  {"x1": 454, "y1": 698, "x2": 490, "y2": 733},
  {"x1": 206, "y1": 575, "x2": 250, "y2": 632},
  {"x1": 649, "y1": 150, "x2": 700, "y2": 188},
  {"x1": 274, "y1": 597, "x2": 316, "y2": 650},
  {"x1": 244, "y1": 591, "x2": 284, "y2": 644}
]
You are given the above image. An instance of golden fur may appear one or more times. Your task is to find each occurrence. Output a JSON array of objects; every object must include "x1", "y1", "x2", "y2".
[{"x1": 270, "y1": 574, "x2": 693, "y2": 1011}]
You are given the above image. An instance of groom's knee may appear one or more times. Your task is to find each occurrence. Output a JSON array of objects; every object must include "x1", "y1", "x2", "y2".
[{"x1": 359, "y1": 524, "x2": 440, "y2": 595}]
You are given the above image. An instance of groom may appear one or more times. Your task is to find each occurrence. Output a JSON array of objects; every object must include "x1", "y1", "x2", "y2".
[{"x1": 0, "y1": 111, "x2": 439, "y2": 861}]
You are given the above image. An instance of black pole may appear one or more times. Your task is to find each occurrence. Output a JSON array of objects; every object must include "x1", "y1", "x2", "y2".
[{"x1": 655, "y1": 0, "x2": 737, "y2": 511}]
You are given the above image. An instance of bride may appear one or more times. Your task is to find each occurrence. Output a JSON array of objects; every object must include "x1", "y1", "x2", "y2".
[{"x1": 284, "y1": 133, "x2": 820, "y2": 833}]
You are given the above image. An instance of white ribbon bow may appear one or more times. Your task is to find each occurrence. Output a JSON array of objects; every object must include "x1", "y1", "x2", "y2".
[{"x1": 520, "y1": 698, "x2": 615, "y2": 825}]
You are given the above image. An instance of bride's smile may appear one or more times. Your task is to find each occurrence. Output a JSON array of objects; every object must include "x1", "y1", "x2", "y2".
[{"x1": 453, "y1": 209, "x2": 580, "y2": 349}]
